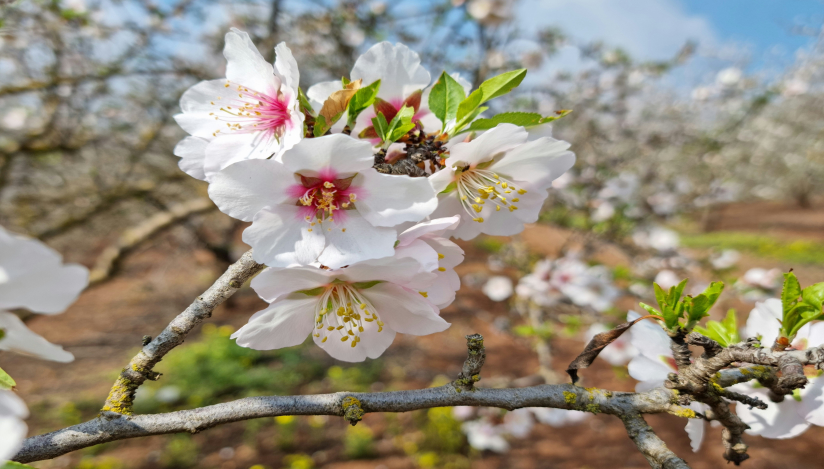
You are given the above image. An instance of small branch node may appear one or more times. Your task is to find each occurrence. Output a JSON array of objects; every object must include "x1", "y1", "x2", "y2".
[
  {"x1": 454, "y1": 334, "x2": 485, "y2": 391},
  {"x1": 342, "y1": 396, "x2": 365, "y2": 426}
]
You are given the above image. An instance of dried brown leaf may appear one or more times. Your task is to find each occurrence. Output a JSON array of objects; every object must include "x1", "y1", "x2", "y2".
[{"x1": 319, "y1": 79, "x2": 363, "y2": 125}]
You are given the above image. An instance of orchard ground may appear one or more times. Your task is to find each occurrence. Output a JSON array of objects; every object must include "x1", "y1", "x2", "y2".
[{"x1": 5, "y1": 201, "x2": 824, "y2": 469}]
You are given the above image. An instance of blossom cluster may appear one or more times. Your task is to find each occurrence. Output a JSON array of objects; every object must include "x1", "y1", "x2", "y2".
[{"x1": 173, "y1": 29, "x2": 575, "y2": 362}]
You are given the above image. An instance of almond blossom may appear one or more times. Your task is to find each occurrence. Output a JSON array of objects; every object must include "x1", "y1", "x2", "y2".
[
  {"x1": 730, "y1": 298, "x2": 824, "y2": 439},
  {"x1": 428, "y1": 124, "x2": 575, "y2": 240},
  {"x1": 208, "y1": 134, "x2": 437, "y2": 269},
  {"x1": 626, "y1": 310, "x2": 707, "y2": 451},
  {"x1": 0, "y1": 226, "x2": 87, "y2": 362},
  {"x1": 0, "y1": 389, "x2": 28, "y2": 461},
  {"x1": 515, "y1": 254, "x2": 620, "y2": 312},
  {"x1": 233, "y1": 256, "x2": 450, "y2": 362},
  {"x1": 174, "y1": 29, "x2": 303, "y2": 182}
]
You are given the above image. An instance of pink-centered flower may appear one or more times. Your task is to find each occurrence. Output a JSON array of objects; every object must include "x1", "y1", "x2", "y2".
[
  {"x1": 428, "y1": 124, "x2": 575, "y2": 240},
  {"x1": 0, "y1": 226, "x2": 87, "y2": 362},
  {"x1": 234, "y1": 256, "x2": 449, "y2": 362},
  {"x1": 208, "y1": 134, "x2": 437, "y2": 269},
  {"x1": 174, "y1": 28, "x2": 303, "y2": 182},
  {"x1": 731, "y1": 298, "x2": 824, "y2": 439}
]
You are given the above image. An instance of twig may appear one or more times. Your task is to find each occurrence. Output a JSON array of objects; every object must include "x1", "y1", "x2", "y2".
[{"x1": 620, "y1": 413, "x2": 691, "y2": 469}]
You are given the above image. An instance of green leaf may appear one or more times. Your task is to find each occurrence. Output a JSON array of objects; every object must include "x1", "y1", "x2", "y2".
[
  {"x1": 371, "y1": 112, "x2": 390, "y2": 142},
  {"x1": 385, "y1": 105, "x2": 416, "y2": 143},
  {"x1": 1, "y1": 462, "x2": 37, "y2": 469},
  {"x1": 802, "y1": 282, "x2": 824, "y2": 311},
  {"x1": 639, "y1": 302, "x2": 661, "y2": 317},
  {"x1": 782, "y1": 272, "x2": 802, "y2": 316},
  {"x1": 464, "y1": 112, "x2": 543, "y2": 132},
  {"x1": 702, "y1": 281, "x2": 724, "y2": 306},
  {"x1": 295, "y1": 287, "x2": 326, "y2": 296},
  {"x1": 478, "y1": 68, "x2": 527, "y2": 102},
  {"x1": 455, "y1": 89, "x2": 484, "y2": 128},
  {"x1": 313, "y1": 114, "x2": 328, "y2": 137},
  {"x1": 348, "y1": 79, "x2": 381, "y2": 125},
  {"x1": 688, "y1": 281, "x2": 724, "y2": 323},
  {"x1": 668, "y1": 278, "x2": 688, "y2": 306},
  {"x1": 428, "y1": 71, "x2": 467, "y2": 131},
  {"x1": 653, "y1": 283, "x2": 668, "y2": 311},
  {"x1": 0, "y1": 366, "x2": 15, "y2": 390},
  {"x1": 539, "y1": 109, "x2": 573, "y2": 123},
  {"x1": 695, "y1": 309, "x2": 740, "y2": 347},
  {"x1": 298, "y1": 87, "x2": 314, "y2": 114},
  {"x1": 669, "y1": 300, "x2": 685, "y2": 329},
  {"x1": 342, "y1": 76, "x2": 351, "y2": 86}
]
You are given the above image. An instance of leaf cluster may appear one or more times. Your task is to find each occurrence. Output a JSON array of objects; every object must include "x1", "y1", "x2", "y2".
[
  {"x1": 639, "y1": 279, "x2": 724, "y2": 331},
  {"x1": 778, "y1": 272, "x2": 824, "y2": 343}
]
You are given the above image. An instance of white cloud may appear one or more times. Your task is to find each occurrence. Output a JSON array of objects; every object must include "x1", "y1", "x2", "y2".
[{"x1": 516, "y1": 0, "x2": 718, "y2": 61}]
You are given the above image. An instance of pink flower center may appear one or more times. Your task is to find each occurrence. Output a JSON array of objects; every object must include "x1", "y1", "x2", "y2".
[
  {"x1": 287, "y1": 170, "x2": 360, "y2": 227},
  {"x1": 208, "y1": 81, "x2": 292, "y2": 139}
]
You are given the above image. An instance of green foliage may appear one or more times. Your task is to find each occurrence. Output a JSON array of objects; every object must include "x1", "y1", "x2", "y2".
[
  {"x1": 162, "y1": 435, "x2": 198, "y2": 468},
  {"x1": 422, "y1": 407, "x2": 465, "y2": 454},
  {"x1": 776, "y1": 273, "x2": 824, "y2": 342},
  {"x1": 74, "y1": 458, "x2": 124, "y2": 469},
  {"x1": 297, "y1": 88, "x2": 314, "y2": 114},
  {"x1": 312, "y1": 115, "x2": 328, "y2": 137},
  {"x1": 371, "y1": 105, "x2": 415, "y2": 147},
  {"x1": 453, "y1": 69, "x2": 527, "y2": 132},
  {"x1": 686, "y1": 281, "x2": 724, "y2": 324},
  {"x1": 428, "y1": 72, "x2": 466, "y2": 132},
  {"x1": 679, "y1": 232, "x2": 824, "y2": 265},
  {"x1": 473, "y1": 236, "x2": 506, "y2": 253},
  {"x1": 325, "y1": 362, "x2": 384, "y2": 392},
  {"x1": 695, "y1": 310, "x2": 740, "y2": 347},
  {"x1": 135, "y1": 324, "x2": 325, "y2": 413},
  {"x1": 641, "y1": 279, "x2": 723, "y2": 330},
  {"x1": 0, "y1": 366, "x2": 15, "y2": 390},
  {"x1": 344, "y1": 424, "x2": 376, "y2": 459},
  {"x1": 462, "y1": 110, "x2": 572, "y2": 134},
  {"x1": 348, "y1": 80, "x2": 381, "y2": 125}
]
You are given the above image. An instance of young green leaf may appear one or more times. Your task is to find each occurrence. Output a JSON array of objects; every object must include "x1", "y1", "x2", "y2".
[
  {"x1": 428, "y1": 71, "x2": 466, "y2": 130},
  {"x1": 455, "y1": 88, "x2": 484, "y2": 128},
  {"x1": 478, "y1": 68, "x2": 527, "y2": 102},
  {"x1": 539, "y1": 109, "x2": 573, "y2": 123},
  {"x1": 695, "y1": 310, "x2": 740, "y2": 347},
  {"x1": 371, "y1": 112, "x2": 390, "y2": 142},
  {"x1": 639, "y1": 302, "x2": 662, "y2": 317},
  {"x1": 313, "y1": 115, "x2": 328, "y2": 137},
  {"x1": 668, "y1": 278, "x2": 688, "y2": 306},
  {"x1": 0, "y1": 365, "x2": 15, "y2": 390},
  {"x1": 463, "y1": 112, "x2": 542, "y2": 133},
  {"x1": 782, "y1": 272, "x2": 802, "y2": 315},
  {"x1": 802, "y1": 282, "x2": 824, "y2": 311},
  {"x1": 688, "y1": 281, "x2": 724, "y2": 323},
  {"x1": 385, "y1": 105, "x2": 416, "y2": 143},
  {"x1": 348, "y1": 79, "x2": 381, "y2": 125},
  {"x1": 653, "y1": 283, "x2": 668, "y2": 311},
  {"x1": 298, "y1": 87, "x2": 315, "y2": 114}
]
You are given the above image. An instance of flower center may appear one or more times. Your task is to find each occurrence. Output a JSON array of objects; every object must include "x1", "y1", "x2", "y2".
[
  {"x1": 290, "y1": 175, "x2": 358, "y2": 229},
  {"x1": 456, "y1": 169, "x2": 526, "y2": 222},
  {"x1": 312, "y1": 284, "x2": 384, "y2": 348},
  {"x1": 208, "y1": 81, "x2": 292, "y2": 139}
]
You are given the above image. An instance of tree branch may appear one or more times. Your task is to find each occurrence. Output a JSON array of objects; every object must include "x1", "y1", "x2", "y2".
[
  {"x1": 620, "y1": 413, "x2": 690, "y2": 469},
  {"x1": 99, "y1": 249, "x2": 264, "y2": 415}
]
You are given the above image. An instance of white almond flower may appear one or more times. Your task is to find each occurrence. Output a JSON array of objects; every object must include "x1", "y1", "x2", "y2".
[
  {"x1": 208, "y1": 134, "x2": 437, "y2": 269},
  {"x1": 0, "y1": 389, "x2": 28, "y2": 461},
  {"x1": 428, "y1": 124, "x2": 575, "y2": 240},
  {"x1": 482, "y1": 276, "x2": 513, "y2": 302},
  {"x1": 0, "y1": 226, "x2": 88, "y2": 362},
  {"x1": 234, "y1": 257, "x2": 450, "y2": 362},
  {"x1": 394, "y1": 217, "x2": 464, "y2": 308},
  {"x1": 174, "y1": 28, "x2": 304, "y2": 182}
]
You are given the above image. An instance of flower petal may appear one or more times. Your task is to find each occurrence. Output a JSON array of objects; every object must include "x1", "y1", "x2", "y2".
[
  {"x1": 491, "y1": 137, "x2": 575, "y2": 189},
  {"x1": 174, "y1": 79, "x2": 229, "y2": 138},
  {"x1": 356, "y1": 170, "x2": 437, "y2": 227},
  {"x1": 397, "y1": 216, "x2": 460, "y2": 246},
  {"x1": 798, "y1": 375, "x2": 824, "y2": 426},
  {"x1": 351, "y1": 42, "x2": 430, "y2": 102},
  {"x1": 243, "y1": 205, "x2": 326, "y2": 267},
  {"x1": 735, "y1": 386, "x2": 810, "y2": 439},
  {"x1": 745, "y1": 298, "x2": 783, "y2": 347},
  {"x1": 224, "y1": 28, "x2": 277, "y2": 95},
  {"x1": 232, "y1": 295, "x2": 315, "y2": 350},
  {"x1": 307, "y1": 80, "x2": 342, "y2": 110},
  {"x1": 318, "y1": 211, "x2": 398, "y2": 269},
  {"x1": 423, "y1": 237, "x2": 464, "y2": 270},
  {"x1": 174, "y1": 136, "x2": 209, "y2": 181},
  {"x1": 363, "y1": 283, "x2": 450, "y2": 335},
  {"x1": 337, "y1": 256, "x2": 433, "y2": 290},
  {"x1": 430, "y1": 194, "x2": 484, "y2": 241},
  {"x1": 314, "y1": 315, "x2": 397, "y2": 362},
  {"x1": 282, "y1": 134, "x2": 373, "y2": 176},
  {"x1": 208, "y1": 159, "x2": 294, "y2": 221},
  {"x1": 627, "y1": 311, "x2": 673, "y2": 360},
  {"x1": 394, "y1": 239, "x2": 439, "y2": 274},
  {"x1": 627, "y1": 355, "x2": 672, "y2": 387},
  {"x1": 0, "y1": 311, "x2": 74, "y2": 362},
  {"x1": 251, "y1": 266, "x2": 332, "y2": 302},
  {"x1": 685, "y1": 402, "x2": 706, "y2": 452},
  {"x1": 444, "y1": 123, "x2": 528, "y2": 168},
  {"x1": 0, "y1": 389, "x2": 28, "y2": 461},
  {"x1": 274, "y1": 42, "x2": 299, "y2": 94},
  {"x1": 427, "y1": 166, "x2": 456, "y2": 194},
  {"x1": 204, "y1": 132, "x2": 281, "y2": 179}
]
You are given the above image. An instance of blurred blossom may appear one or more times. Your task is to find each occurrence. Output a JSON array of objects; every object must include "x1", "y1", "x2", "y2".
[
  {"x1": 529, "y1": 407, "x2": 589, "y2": 427},
  {"x1": 632, "y1": 227, "x2": 679, "y2": 252},
  {"x1": 584, "y1": 323, "x2": 637, "y2": 365},
  {"x1": 646, "y1": 192, "x2": 678, "y2": 216},
  {"x1": 654, "y1": 270, "x2": 680, "y2": 290},
  {"x1": 516, "y1": 255, "x2": 619, "y2": 312},
  {"x1": 63, "y1": 0, "x2": 87, "y2": 12},
  {"x1": 452, "y1": 406, "x2": 476, "y2": 421},
  {"x1": 502, "y1": 407, "x2": 534, "y2": 437},
  {"x1": 369, "y1": 1, "x2": 387, "y2": 15},
  {"x1": 483, "y1": 275, "x2": 514, "y2": 302},
  {"x1": 462, "y1": 419, "x2": 510, "y2": 452},
  {"x1": 742, "y1": 268, "x2": 781, "y2": 290},
  {"x1": 466, "y1": 0, "x2": 513, "y2": 26},
  {"x1": 716, "y1": 67, "x2": 742, "y2": 87},
  {"x1": 598, "y1": 173, "x2": 639, "y2": 203},
  {"x1": 590, "y1": 200, "x2": 615, "y2": 222},
  {"x1": 1, "y1": 108, "x2": 27, "y2": 130},
  {"x1": 782, "y1": 78, "x2": 809, "y2": 97},
  {"x1": 710, "y1": 249, "x2": 740, "y2": 270},
  {"x1": 486, "y1": 50, "x2": 506, "y2": 69},
  {"x1": 521, "y1": 50, "x2": 543, "y2": 69},
  {"x1": 155, "y1": 385, "x2": 182, "y2": 403},
  {"x1": 341, "y1": 24, "x2": 366, "y2": 47},
  {"x1": 691, "y1": 86, "x2": 712, "y2": 101},
  {"x1": 627, "y1": 70, "x2": 645, "y2": 87}
]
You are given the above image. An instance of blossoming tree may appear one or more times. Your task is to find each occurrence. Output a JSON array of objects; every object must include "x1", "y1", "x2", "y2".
[{"x1": 5, "y1": 30, "x2": 824, "y2": 469}]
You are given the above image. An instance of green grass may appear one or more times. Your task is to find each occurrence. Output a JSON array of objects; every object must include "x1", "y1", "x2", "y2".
[{"x1": 680, "y1": 232, "x2": 824, "y2": 265}]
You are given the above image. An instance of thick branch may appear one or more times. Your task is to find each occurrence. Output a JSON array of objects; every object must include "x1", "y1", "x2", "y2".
[
  {"x1": 620, "y1": 413, "x2": 690, "y2": 469},
  {"x1": 17, "y1": 384, "x2": 687, "y2": 464},
  {"x1": 100, "y1": 250, "x2": 264, "y2": 415}
]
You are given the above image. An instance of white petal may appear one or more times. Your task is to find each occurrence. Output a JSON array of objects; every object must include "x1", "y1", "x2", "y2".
[
  {"x1": 208, "y1": 159, "x2": 293, "y2": 222},
  {"x1": 444, "y1": 123, "x2": 528, "y2": 168},
  {"x1": 317, "y1": 211, "x2": 398, "y2": 269},
  {"x1": 0, "y1": 311, "x2": 73, "y2": 362},
  {"x1": 685, "y1": 402, "x2": 705, "y2": 452},
  {"x1": 736, "y1": 387, "x2": 810, "y2": 439},
  {"x1": 627, "y1": 355, "x2": 672, "y2": 386},
  {"x1": 174, "y1": 79, "x2": 229, "y2": 138},
  {"x1": 530, "y1": 407, "x2": 589, "y2": 427},
  {"x1": 274, "y1": 42, "x2": 299, "y2": 94},
  {"x1": 314, "y1": 314, "x2": 396, "y2": 362},
  {"x1": 282, "y1": 134, "x2": 373, "y2": 176},
  {"x1": 204, "y1": 132, "x2": 281, "y2": 179},
  {"x1": 491, "y1": 137, "x2": 575, "y2": 189},
  {"x1": 627, "y1": 311, "x2": 673, "y2": 360},
  {"x1": 363, "y1": 283, "x2": 450, "y2": 335},
  {"x1": 798, "y1": 375, "x2": 824, "y2": 426},
  {"x1": 397, "y1": 216, "x2": 460, "y2": 246},
  {"x1": 420, "y1": 269, "x2": 459, "y2": 309},
  {"x1": 351, "y1": 42, "x2": 430, "y2": 101},
  {"x1": 307, "y1": 80, "x2": 342, "y2": 110},
  {"x1": 174, "y1": 136, "x2": 209, "y2": 181},
  {"x1": 338, "y1": 256, "x2": 433, "y2": 289},
  {"x1": 745, "y1": 298, "x2": 782, "y2": 346},
  {"x1": 430, "y1": 194, "x2": 484, "y2": 241},
  {"x1": 243, "y1": 205, "x2": 326, "y2": 267},
  {"x1": 423, "y1": 237, "x2": 464, "y2": 270},
  {"x1": 0, "y1": 390, "x2": 28, "y2": 461},
  {"x1": 427, "y1": 166, "x2": 456, "y2": 194},
  {"x1": 224, "y1": 28, "x2": 277, "y2": 95},
  {"x1": 483, "y1": 276, "x2": 513, "y2": 301},
  {"x1": 232, "y1": 295, "x2": 315, "y2": 350},
  {"x1": 250, "y1": 266, "x2": 332, "y2": 302},
  {"x1": 351, "y1": 170, "x2": 437, "y2": 227},
  {"x1": 804, "y1": 322, "x2": 824, "y2": 348},
  {"x1": 394, "y1": 239, "x2": 439, "y2": 273},
  {"x1": 0, "y1": 229, "x2": 88, "y2": 314}
]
